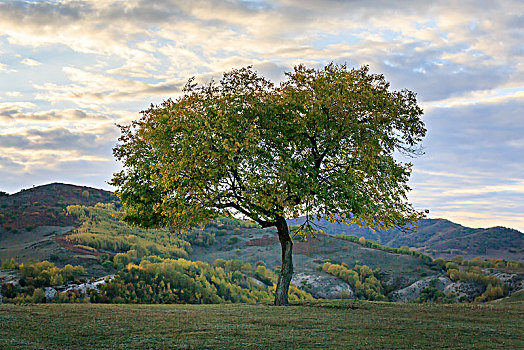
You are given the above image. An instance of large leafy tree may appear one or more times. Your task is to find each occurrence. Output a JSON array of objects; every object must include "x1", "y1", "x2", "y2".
[{"x1": 111, "y1": 64, "x2": 426, "y2": 306}]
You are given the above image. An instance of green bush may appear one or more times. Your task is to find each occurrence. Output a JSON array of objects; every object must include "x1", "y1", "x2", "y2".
[
  {"x1": 0, "y1": 261, "x2": 85, "y2": 303},
  {"x1": 227, "y1": 237, "x2": 239, "y2": 245}
]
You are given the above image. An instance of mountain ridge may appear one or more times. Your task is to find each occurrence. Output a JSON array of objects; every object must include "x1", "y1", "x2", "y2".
[
  {"x1": 287, "y1": 217, "x2": 524, "y2": 260},
  {"x1": 1, "y1": 183, "x2": 522, "y2": 261}
]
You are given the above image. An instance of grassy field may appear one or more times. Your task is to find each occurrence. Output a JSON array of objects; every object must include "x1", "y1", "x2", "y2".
[{"x1": 0, "y1": 300, "x2": 522, "y2": 349}]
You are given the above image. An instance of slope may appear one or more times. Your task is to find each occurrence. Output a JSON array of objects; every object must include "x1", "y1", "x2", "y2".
[
  {"x1": 0, "y1": 183, "x2": 117, "y2": 272},
  {"x1": 287, "y1": 217, "x2": 524, "y2": 260}
]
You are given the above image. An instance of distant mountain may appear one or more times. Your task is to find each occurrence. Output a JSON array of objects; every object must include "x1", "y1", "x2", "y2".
[
  {"x1": 1, "y1": 183, "x2": 522, "y2": 262},
  {"x1": 287, "y1": 217, "x2": 524, "y2": 261},
  {"x1": 0, "y1": 183, "x2": 117, "y2": 230}
]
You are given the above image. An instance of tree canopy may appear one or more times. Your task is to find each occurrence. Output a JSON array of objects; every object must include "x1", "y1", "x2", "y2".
[{"x1": 111, "y1": 63, "x2": 426, "y2": 305}]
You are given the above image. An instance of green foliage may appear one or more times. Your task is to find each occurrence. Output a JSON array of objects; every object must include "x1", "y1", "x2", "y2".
[
  {"x1": 415, "y1": 279, "x2": 455, "y2": 303},
  {"x1": 89, "y1": 258, "x2": 312, "y2": 304},
  {"x1": 227, "y1": 236, "x2": 239, "y2": 245},
  {"x1": 444, "y1": 262, "x2": 459, "y2": 271},
  {"x1": 113, "y1": 252, "x2": 132, "y2": 268},
  {"x1": 19, "y1": 261, "x2": 85, "y2": 285},
  {"x1": 322, "y1": 262, "x2": 386, "y2": 301},
  {"x1": 1, "y1": 261, "x2": 86, "y2": 303},
  {"x1": 433, "y1": 258, "x2": 446, "y2": 269},
  {"x1": 460, "y1": 257, "x2": 523, "y2": 269},
  {"x1": 181, "y1": 229, "x2": 216, "y2": 247},
  {"x1": 476, "y1": 284, "x2": 505, "y2": 302},
  {"x1": 111, "y1": 64, "x2": 425, "y2": 233},
  {"x1": 32, "y1": 288, "x2": 46, "y2": 303},
  {"x1": 66, "y1": 203, "x2": 191, "y2": 259}
]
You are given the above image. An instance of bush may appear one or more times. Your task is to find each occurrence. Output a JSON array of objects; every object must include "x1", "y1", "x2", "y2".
[
  {"x1": 254, "y1": 265, "x2": 274, "y2": 286},
  {"x1": 90, "y1": 258, "x2": 308, "y2": 304},
  {"x1": 0, "y1": 261, "x2": 85, "y2": 303},
  {"x1": 227, "y1": 237, "x2": 239, "y2": 245},
  {"x1": 32, "y1": 288, "x2": 46, "y2": 303},
  {"x1": 102, "y1": 261, "x2": 113, "y2": 270},
  {"x1": 1, "y1": 258, "x2": 19, "y2": 270},
  {"x1": 322, "y1": 262, "x2": 386, "y2": 301},
  {"x1": 113, "y1": 253, "x2": 131, "y2": 268},
  {"x1": 416, "y1": 279, "x2": 455, "y2": 303}
]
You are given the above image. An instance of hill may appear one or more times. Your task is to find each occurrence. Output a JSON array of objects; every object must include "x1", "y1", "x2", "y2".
[
  {"x1": 287, "y1": 217, "x2": 524, "y2": 261},
  {"x1": 0, "y1": 183, "x2": 117, "y2": 230},
  {"x1": 3, "y1": 183, "x2": 521, "y2": 262},
  {"x1": 0, "y1": 184, "x2": 440, "y2": 300},
  {"x1": 0, "y1": 183, "x2": 117, "y2": 272},
  {"x1": 1, "y1": 183, "x2": 523, "y2": 304},
  {"x1": 1, "y1": 200, "x2": 440, "y2": 297}
]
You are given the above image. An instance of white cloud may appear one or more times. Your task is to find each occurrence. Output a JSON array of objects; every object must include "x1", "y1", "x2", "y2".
[
  {"x1": 0, "y1": 0, "x2": 522, "y2": 231},
  {"x1": 5, "y1": 91, "x2": 22, "y2": 97},
  {"x1": 21, "y1": 58, "x2": 41, "y2": 66},
  {"x1": 0, "y1": 63, "x2": 16, "y2": 72}
]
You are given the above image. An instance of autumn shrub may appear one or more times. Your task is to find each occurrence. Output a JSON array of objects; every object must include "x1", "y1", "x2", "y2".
[
  {"x1": 322, "y1": 262, "x2": 386, "y2": 301},
  {"x1": 1, "y1": 258, "x2": 19, "y2": 270}
]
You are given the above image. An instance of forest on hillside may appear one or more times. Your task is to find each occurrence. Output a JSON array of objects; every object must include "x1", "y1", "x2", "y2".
[{"x1": 1, "y1": 203, "x2": 522, "y2": 305}]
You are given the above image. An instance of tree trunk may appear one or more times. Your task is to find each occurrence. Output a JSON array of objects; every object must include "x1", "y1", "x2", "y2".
[{"x1": 275, "y1": 215, "x2": 293, "y2": 306}]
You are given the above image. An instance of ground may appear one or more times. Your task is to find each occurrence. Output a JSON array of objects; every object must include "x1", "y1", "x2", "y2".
[{"x1": 0, "y1": 301, "x2": 522, "y2": 349}]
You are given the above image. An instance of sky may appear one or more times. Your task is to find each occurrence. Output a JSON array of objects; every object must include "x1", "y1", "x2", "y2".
[{"x1": 0, "y1": 0, "x2": 523, "y2": 231}]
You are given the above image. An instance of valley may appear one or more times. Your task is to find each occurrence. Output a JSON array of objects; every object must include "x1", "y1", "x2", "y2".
[{"x1": 1, "y1": 183, "x2": 523, "y2": 305}]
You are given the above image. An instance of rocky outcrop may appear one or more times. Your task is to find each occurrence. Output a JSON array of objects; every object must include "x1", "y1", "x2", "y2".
[
  {"x1": 390, "y1": 276, "x2": 453, "y2": 302},
  {"x1": 389, "y1": 275, "x2": 490, "y2": 302},
  {"x1": 63, "y1": 276, "x2": 114, "y2": 295},
  {"x1": 483, "y1": 269, "x2": 524, "y2": 293},
  {"x1": 444, "y1": 281, "x2": 484, "y2": 301},
  {"x1": 44, "y1": 287, "x2": 57, "y2": 300},
  {"x1": 292, "y1": 272, "x2": 354, "y2": 299},
  {"x1": 43, "y1": 276, "x2": 114, "y2": 300}
]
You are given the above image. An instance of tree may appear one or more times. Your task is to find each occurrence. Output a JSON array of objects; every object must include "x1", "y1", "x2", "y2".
[{"x1": 110, "y1": 63, "x2": 426, "y2": 306}]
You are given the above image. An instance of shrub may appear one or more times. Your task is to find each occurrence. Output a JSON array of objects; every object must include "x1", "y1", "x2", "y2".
[
  {"x1": 322, "y1": 262, "x2": 386, "y2": 301},
  {"x1": 227, "y1": 237, "x2": 239, "y2": 245},
  {"x1": 102, "y1": 261, "x2": 113, "y2": 270},
  {"x1": 1, "y1": 258, "x2": 19, "y2": 270},
  {"x1": 32, "y1": 288, "x2": 46, "y2": 303}
]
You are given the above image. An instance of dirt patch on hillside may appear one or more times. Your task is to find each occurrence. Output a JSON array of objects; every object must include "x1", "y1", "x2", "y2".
[{"x1": 55, "y1": 236, "x2": 102, "y2": 256}]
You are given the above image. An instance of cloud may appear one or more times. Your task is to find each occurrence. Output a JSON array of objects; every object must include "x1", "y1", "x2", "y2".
[
  {"x1": 0, "y1": 0, "x2": 522, "y2": 230},
  {"x1": 33, "y1": 66, "x2": 185, "y2": 108},
  {"x1": 0, "y1": 126, "x2": 118, "y2": 155},
  {"x1": 4, "y1": 91, "x2": 22, "y2": 97},
  {"x1": 0, "y1": 104, "x2": 112, "y2": 124},
  {"x1": 0, "y1": 62, "x2": 17, "y2": 73},
  {"x1": 406, "y1": 96, "x2": 524, "y2": 230},
  {"x1": 21, "y1": 58, "x2": 41, "y2": 66}
]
